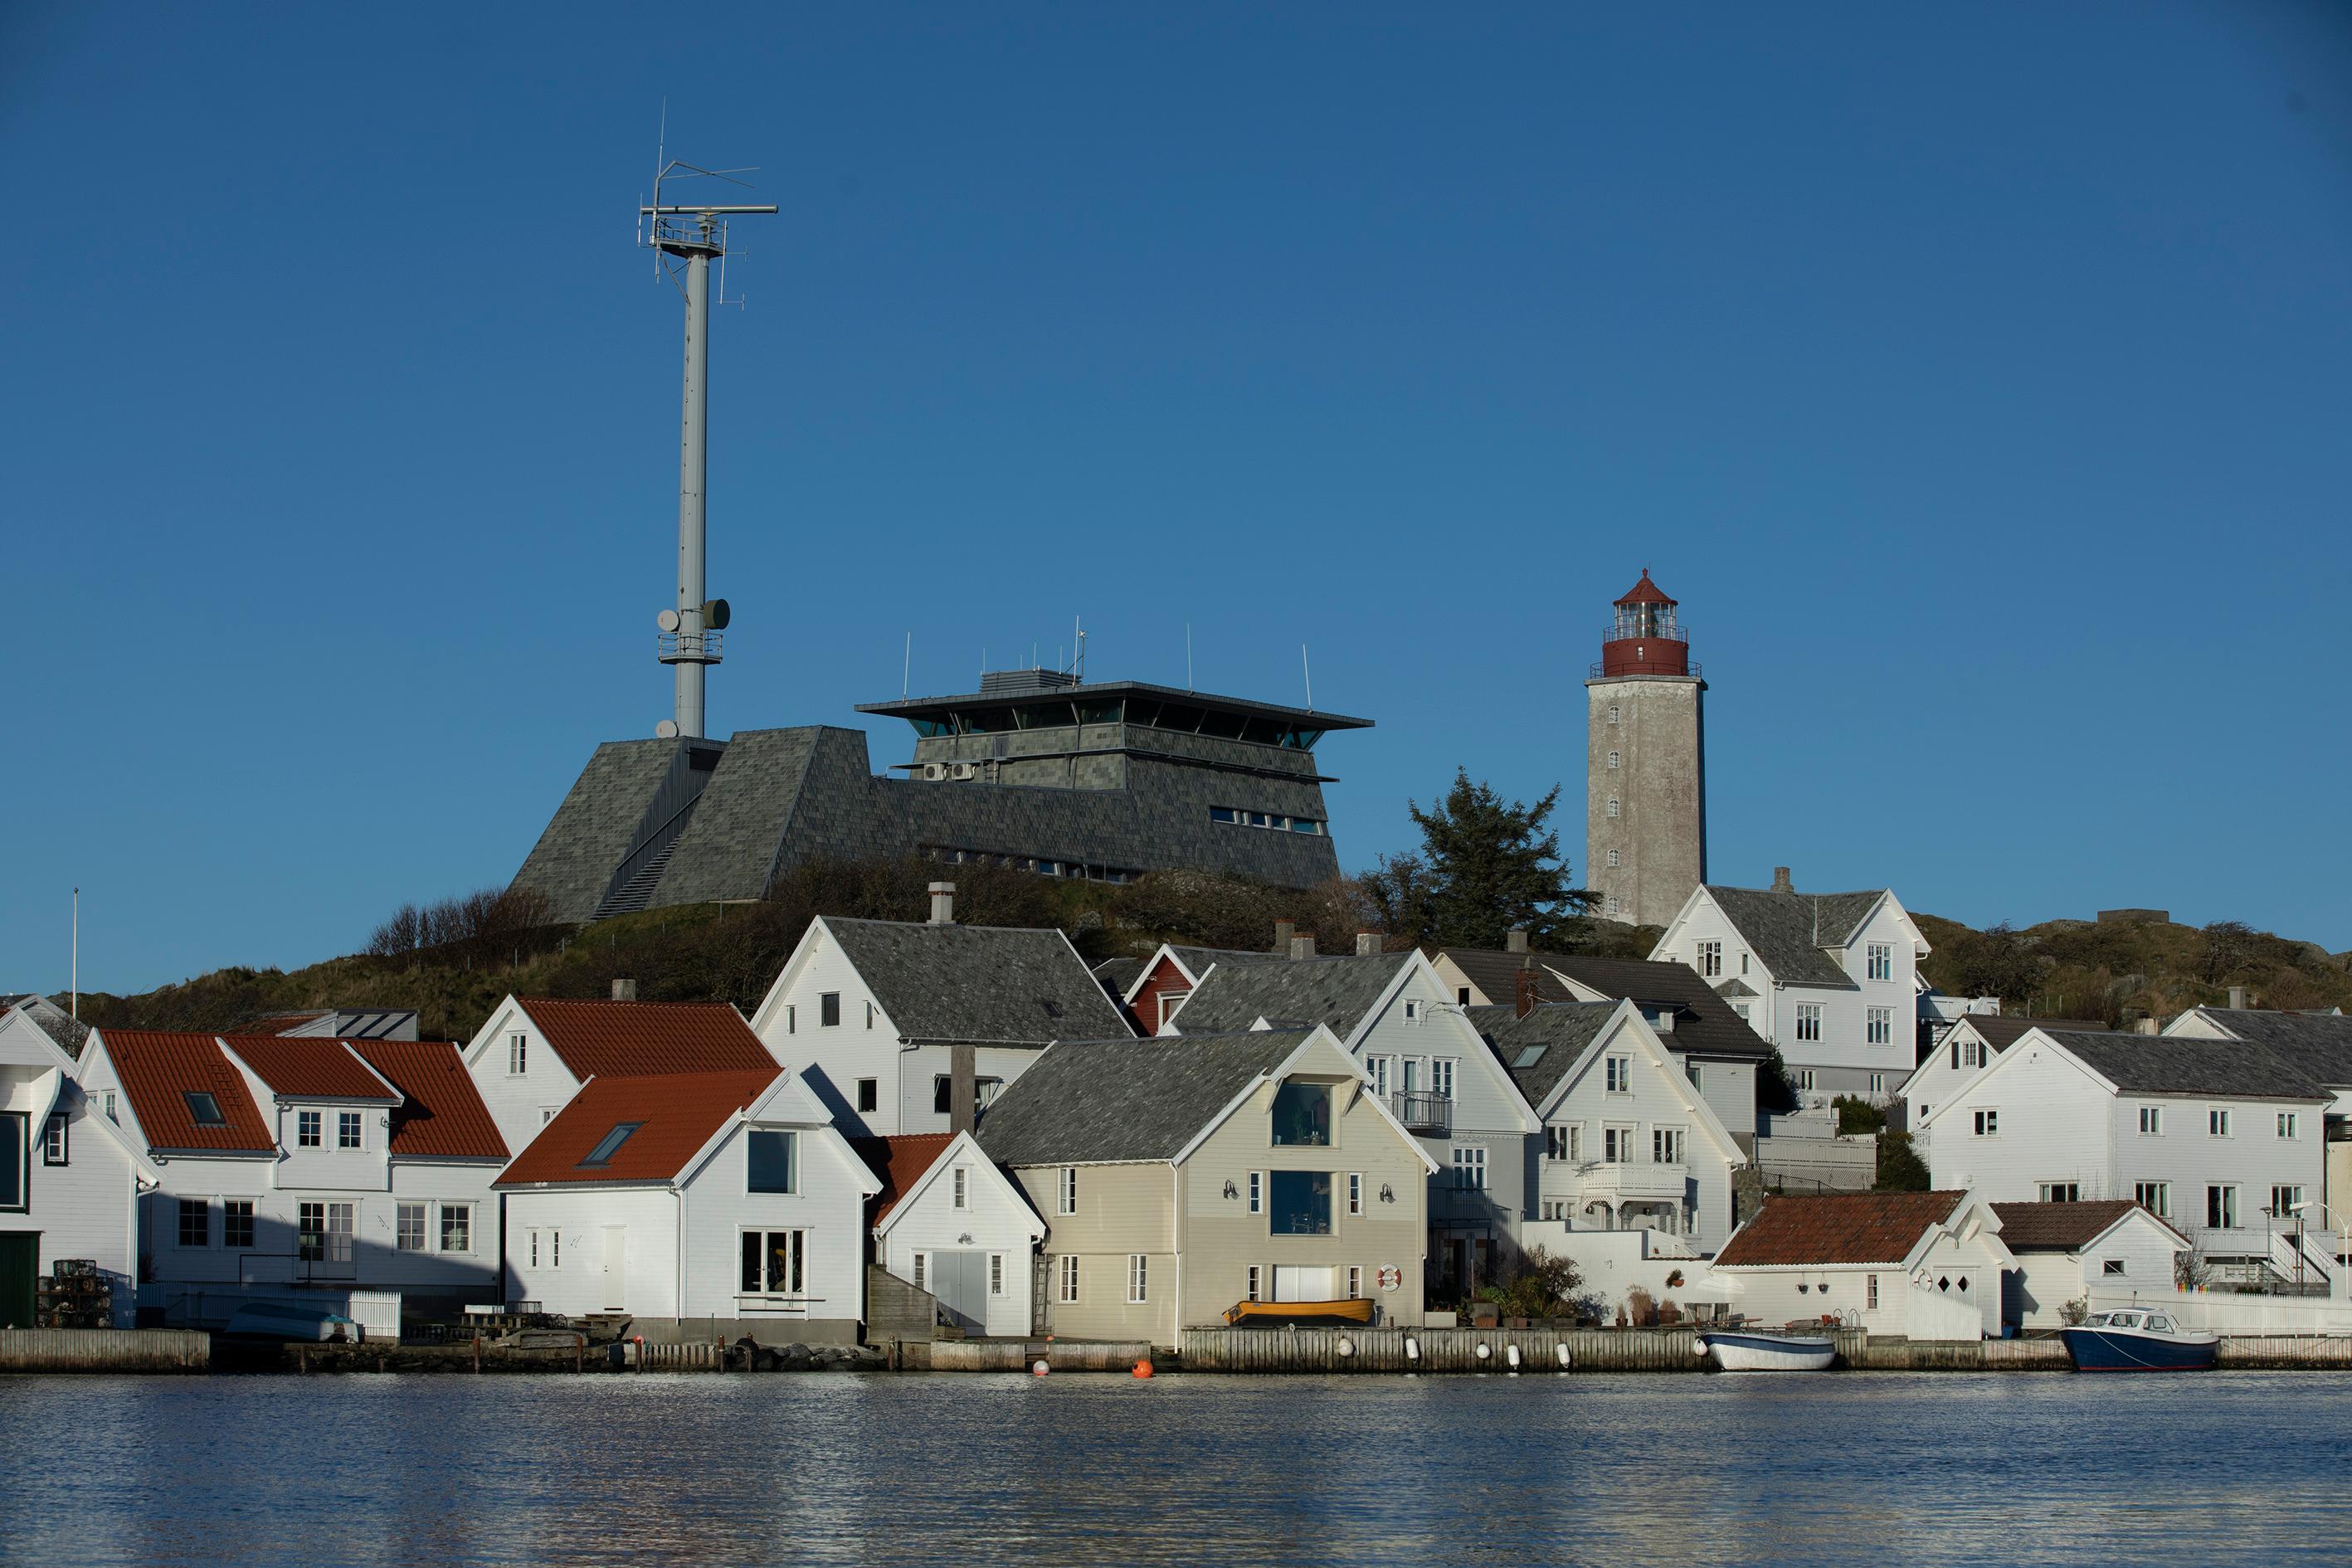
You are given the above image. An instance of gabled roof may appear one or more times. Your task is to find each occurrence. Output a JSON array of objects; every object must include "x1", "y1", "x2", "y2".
[
  {"x1": 822, "y1": 919, "x2": 1130, "y2": 1045},
  {"x1": 1714, "y1": 1191, "x2": 1971, "y2": 1268},
  {"x1": 1954, "y1": 1015, "x2": 2107, "y2": 1054},
  {"x1": 1700, "y1": 886, "x2": 1888, "y2": 990},
  {"x1": 350, "y1": 1040, "x2": 509, "y2": 1161},
  {"x1": 2038, "y1": 1030, "x2": 2330, "y2": 1103},
  {"x1": 1467, "y1": 1002, "x2": 1618, "y2": 1106},
  {"x1": 514, "y1": 998, "x2": 777, "y2": 1079},
  {"x1": 1990, "y1": 1200, "x2": 2182, "y2": 1253},
  {"x1": 221, "y1": 1036, "x2": 398, "y2": 1102},
  {"x1": 851, "y1": 1132, "x2": 958, "y2": 1225},
  {"x1": 495, "y1": 1068, "x2": 782, "y2": 1186},
  {"x1": 2184, "y1": 1008, "x2": 2352, "y2": 1088},
  {"x1": 1429, "y1": 948, "x2": 1576, "y2": 1008},
  {"x1": 1544, "y1": 955, "x2": 1772, "y2": 1062},
  {"x1": 1091, "y1": 957, "x2": 1146, "y2": 996},
  {"x1": 1162, "y1": 952, "x2": 1415, "y2": 1036},
  {"x1": 976, "y1": 1030, "x2": 1316, "y2": 1166},
  {"x1": 95, "y1": 1030, "x2": 275, "y2": 1153}
]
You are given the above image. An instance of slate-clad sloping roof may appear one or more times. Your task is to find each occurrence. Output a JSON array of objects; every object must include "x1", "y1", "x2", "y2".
[
  {"x1": 351, "y1": 1040, "x2": 510, "y2": 1161},
  {"x1": 1714, "y1": 1191, "x2": 1969, "y2": 1267},
  {"x1": 1703, "y1": 886, "x2": 1887, "y2": 990},
  {"x1": 976, "y1": 1030, "x2": 1313, "y2": 1166},
  {"x1": 1467, "y1": 1002, "x2": 1618, "y2": 1106},
  {"x1": 496, "y1": 1068, "x2": 781, "y2": 1186},
  {"x1": 2190, "y1": 1009, "x2": 2352, "y2": 1087},
  {"x1": 2040, "y1": 1030, "x2": 2330, "y2": 1102},
  {"x1": 1545, "y1": 955, "x2": 1772, "y2": 1062},
  {"x1": 1961, "y1": 1015, "x2": 2107, "y2": 1054},
  {"x1": 1091, "y1": 957, "x2": 1145, "y2": 995},
  {"x1": 1434, "y1": 948, "x2": 1576, "y2": 1008},
  {"x1": 99, "y1": 1030, "x2": 276, "y2": 1153},
  {"x1": 1169, "y1": 946, "x2": 1286, "y2": 980},
  {"x1": 515, "y1": 999, "x2": 777, "y2": 1079},
  {"x1": 824, "y1": 918, "x2": 1131, "y2": 1045},
  {"x1": 222, "y1": 1037, "x2": 398, "y2": 1102},
  {"x1": 1990, "y1": 1200, "x2": 2169, "y2": 1252},
  {"x1": 511, "y1": 737, "x2": 704, "y2": 923},
  {"x1": 1164, "y1": 953, "x2": 1414, "y2": 1035}
]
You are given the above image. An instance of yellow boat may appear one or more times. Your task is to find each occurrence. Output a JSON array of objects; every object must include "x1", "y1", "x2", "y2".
[{"x1": 1223, "y1": 1298, "x2": 1374, "y2": 1326}]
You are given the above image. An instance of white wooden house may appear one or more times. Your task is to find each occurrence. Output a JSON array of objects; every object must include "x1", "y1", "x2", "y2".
[
  {"x1": 0, "y1": 1005, "x2": 153, "y2": 1327},
  {"x1": 1990, "y1": 1200, "x2": 2190, "y2": 1327},
  {"x1": 1915, "y1": 1027, "x2": 2333, "y2": 1288},
  {"x1": 494, "y1": 1065, "x2": 880, "y2": 1344},
  {"x1": 1650, "y1": 874, "x2": 1929, "y2": 1106},
  {"x1": 1894, "y1": 1012, "x2": 2105, "y2": 1133},
  {"x1": 1704, "y1": 1190, "x2": 2015, "y2": 1339},
  {"x1": 75, "y1": 1029, "x2": 510, "y2": 1328},
  {"x1": 1166, "y1": 947, "x2": 1542, "y2": 1295},
  {"x1": 2165, "y1": 1006, "x2": 2352, "y2": 1263},
  {"x1": 1470, "y1": 999, "x2": 1748, "y2": 1252},
  {"x1": 747, "y1": 892, "x2": 1130, "y2": 1137},
  {"x1": 859, "y1": 1131, "x2": 1045, "y2": 1337}
]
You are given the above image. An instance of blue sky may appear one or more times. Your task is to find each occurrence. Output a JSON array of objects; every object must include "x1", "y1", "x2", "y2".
[{"x1": 5, "y1": 2, "x2": 2349, "y2": 993}]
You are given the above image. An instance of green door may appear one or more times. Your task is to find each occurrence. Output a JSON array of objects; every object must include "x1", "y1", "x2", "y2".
[{"x1": 0, "y1": 1232, "x2": 37, "y2": 1328}]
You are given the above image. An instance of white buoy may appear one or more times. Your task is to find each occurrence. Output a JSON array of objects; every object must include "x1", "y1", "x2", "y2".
[
  {"x1": 1506, "y1": 1343, "x2": 1521, "y2": 1369},
  {"x1": 1555, "y1": 1342, "x2": 1571, "y2": 1369},
  {"x1": 1337, "y1": 1337, "x2": 1354, "y2": 1357},
  {"x1": 1405, "y1": 1337, "x2": 1419, "y2": 1361},
  {"x1": 1031, "y1": 1360, "x2": 1049, "y2": 1376},
  {"x1": 1475, "y1": 1342, "x2": 1491, "y2": 1360},
  {"x1": 1692, "y1": 1338, "x2": 1710, "y2": 1359}
]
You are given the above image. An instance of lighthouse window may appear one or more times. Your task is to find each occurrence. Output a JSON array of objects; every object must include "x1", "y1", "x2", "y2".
[
  {"x1": 1607, "y1": 704, "x2": 1619, "y2": 725},
  {"x1": 1606, "y1": 797, "x2": 1620, "y2": 818},
  {"x1": 1607, "y1": 751, "x2": 1620, "y2": 770},
  {"x1": 1607, "y1": 850, "x2": 1619, "y2": 868}
]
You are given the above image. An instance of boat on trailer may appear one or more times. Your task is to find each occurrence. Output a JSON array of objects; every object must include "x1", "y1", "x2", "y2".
[
  {"x1": 2059, "y1": 1309, "x2": 2217, "y2": 1371},
  {"x1": 1698, "y1": 1329, "x2": 1836, "y2": 1371}
]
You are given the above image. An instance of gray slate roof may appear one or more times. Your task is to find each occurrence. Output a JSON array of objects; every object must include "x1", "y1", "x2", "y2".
[
  {"x1": 1544, "y1": 954, "x2": 1772, "y2": 1063},
  {"x1": 1091, "y1": 957, "x2": 1146, "y2": 996},
  {"x1": 1169, "y1": 946, "x2": 1287, "y2": 981},
  {"x1": 1430, "y1": 949, "x2": 1576, "y2": 1008},
  {"x1": 2039, "y1": 1030, "x2": 2331, "y2": 1103},
  {"x1": 510, "y1": 738, "x2": 699, "y2": 923},
  {"x1": 1167, "y1": 952, "x2": 1415, "y2": 1035},
  {"x1": 2189, "y1": 1009, "x2": 2352, "y2": 1088},
  {"x1": 976, "y1": 1030, "x2": 1315, "y2": 1165},
  {"x1": 1467, "y1": 1002, "x2": 1618, "y2": 1107},
  {"x1": 1703, "y1": 886, "x2": 1887, "y2": 991},
  {"x1": 1960, "y1": 1015, "x2": 2106, "y2": 1054},
  {"x1": 825, "y1": 918, "x2": 1131, "y2": 1045}
]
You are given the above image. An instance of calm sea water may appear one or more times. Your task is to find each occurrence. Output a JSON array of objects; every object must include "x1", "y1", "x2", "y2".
[{"x1": 2, "y1": 1371, "x2": 2348, "y2": 1566}]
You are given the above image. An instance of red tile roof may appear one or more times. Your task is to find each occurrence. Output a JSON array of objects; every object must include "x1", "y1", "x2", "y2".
[
  {"x1": 494, "y1": 1069, "x2": 781, "y2": 1187},
  {"x1": 1991, "y1": 1199, "x2": 2177, "y2": 1252},
  {"x1": 222, "y1": 1036, "x2": 398, "y2": 1102},
  {"x1": 515, "y1": 998, "x2": 777, "y2": 1080},
  {"x1": 852, "y1": 1133, "x2": 956, "y2": 1225},
  {"x1": 98, "y1": 1030, "x2": 275, "y2": 1153},
  {"x1": 351, "y1": 1040, "x2": 509, "y2": 1161},
  {"x1": 1714, "y1": 1191, "x2": 1970, "y2": 1268},
  {"x1": 236, "y1": 1010, "x2": 334, "y2": 1036}
]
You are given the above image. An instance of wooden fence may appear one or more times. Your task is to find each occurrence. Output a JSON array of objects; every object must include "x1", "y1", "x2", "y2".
[
  {"x1": 0, "y1": 1328, "x2": 211, "y2": 1372},
  {"x1": 1180, "y1": 1325, "x2": 1707, "y2": 1373},
  {"x1": 928, "y1": 1340, "x2": 1154, "y2": 1372}
]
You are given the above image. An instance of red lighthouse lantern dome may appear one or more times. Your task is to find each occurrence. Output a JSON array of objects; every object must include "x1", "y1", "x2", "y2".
[{"x1": 1600, "y1": 569, "x2": 1690, "y2": 677}]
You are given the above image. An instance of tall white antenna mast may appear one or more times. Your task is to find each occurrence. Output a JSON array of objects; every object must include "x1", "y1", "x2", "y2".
[{"x1": 639, "y1": 122, "x2": 776, "y2": 741}]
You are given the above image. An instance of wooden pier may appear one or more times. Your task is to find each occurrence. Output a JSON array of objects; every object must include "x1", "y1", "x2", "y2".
[
  {"x1": 0, "y1": 1328, "x2": 210, "y2": 1373},
  {"x1": 1180, "y1": 1325, "x2": 1706, "y2": 1373}
]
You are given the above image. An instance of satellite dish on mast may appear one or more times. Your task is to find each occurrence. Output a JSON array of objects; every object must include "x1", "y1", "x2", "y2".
[
  {"x1": 704, "y1": 598, "x2": 731, "y2": 630},
  {"x1": 656, "y1": 608, "x2": 681, "y2": 634}
]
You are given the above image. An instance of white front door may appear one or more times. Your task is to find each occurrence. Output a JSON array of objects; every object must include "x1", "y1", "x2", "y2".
[
  {"x1": 1273, "y1": 1265, "x2": 1335, "y2": 1303},
  {"x1": 601, "y1": 1226, "x2": 627, "y2": 1312}
]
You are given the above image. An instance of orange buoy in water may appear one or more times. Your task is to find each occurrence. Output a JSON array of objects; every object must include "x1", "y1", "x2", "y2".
[
  {"x1": 1031, "y1": 1360, "x2": 1049, "y2": 1376},
  {"x1": 1132, "y1": 1360, "x2": 1154, "y2": 1379}
]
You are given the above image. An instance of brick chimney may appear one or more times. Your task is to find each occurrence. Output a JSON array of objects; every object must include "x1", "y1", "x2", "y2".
[
  {"x1": 610, "y1": 978, "x2": 637, "y2": 1002},
  {"x1": 1515, "y1": 967, "x2": 1541, "y2": 1020},
  {"x1": 1288, "y1": 934, "x2": 1317, "y2": 961},
  {"x1": 928, "y1": 882, "x2": 957, "y2": 927},
  {"x1": 1355, "y1": 933, "x2": 1381, "y2": 957},
  {"x1": 949, "y1": 1042, "x2": 977, "y2": 1134},
  {"x1": 1770, "y1": 866, "x2": 1794, "y2": 894},
  {"x1": 1272, "y1": 919, "x2": 1296, "y2": 954},
  {"x1": 1506, "y1": 927, "x2": 1529, "y2": 955}
]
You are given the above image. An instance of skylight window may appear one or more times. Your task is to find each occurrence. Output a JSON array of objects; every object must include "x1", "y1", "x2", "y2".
[
  {"x1": 1513, "y1": 1045, "x2": 1548, "y2": 1069},
  {"x1": 579, "y1": 1122, "x2": 643, "y2": 1168},
  {"x1": 183, "y1": 1091, "x2": 226, "y2": 1127}
]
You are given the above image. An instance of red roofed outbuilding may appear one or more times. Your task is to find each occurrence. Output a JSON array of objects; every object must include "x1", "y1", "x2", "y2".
[
  {"x1": 1703, "y1": 1189, "x2": 2016, "y2": 1340},
  {"x1": 853, "y1": 1130, "x2": 1045, "y2": 1338}
]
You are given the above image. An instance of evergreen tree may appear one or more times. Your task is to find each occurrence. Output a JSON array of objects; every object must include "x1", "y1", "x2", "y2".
[{"x1": 1365, "y1": 769, "x2": 1593, "y2": 947}]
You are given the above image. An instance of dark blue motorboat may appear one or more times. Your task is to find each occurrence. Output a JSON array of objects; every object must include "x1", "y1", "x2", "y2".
[{"x1": 2059, "y1": 1308, "x2": 2218, "y2": 1371}]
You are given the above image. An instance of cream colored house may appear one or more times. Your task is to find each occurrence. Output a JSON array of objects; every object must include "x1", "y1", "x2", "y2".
[{"x1": 974, "y1": 1026, "x2": 1435, "y2": 1346}]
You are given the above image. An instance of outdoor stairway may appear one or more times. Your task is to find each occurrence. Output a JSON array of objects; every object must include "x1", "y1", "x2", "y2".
[
  {"x1": 592, "y1": 835, "x2": 684, "y2": 920},
  {"x1": 2264, "y1": 1226, "x2": 2334, "y2": 1294}
]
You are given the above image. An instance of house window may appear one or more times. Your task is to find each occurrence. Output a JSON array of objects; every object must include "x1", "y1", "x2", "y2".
[
  {"x1": 2101, "y1": 1259, "x2": 2126, "y2": 1276},
  {"x1": 2277, "y1": 1112, "x2": 2298, "y2": 1138},
  {"x1": 1059, "y1": 1254, "x2": 1080, "y2": 1304},
  {"x1": 1867, "y1": 1274, "x2": 1879, "y2": 1310},
  {"x1": 1973, "y1": 1110, "x2": 1998, "y2": 1137},
  {"x1": 1348, "y1": 1173, "x2": 1363, "y2": 1216},
  {"x1": 1272, "y1": 1170, "x2": 1337, "y2": 1233},
  {"x1": 1127, "y1": 1254, "x2": 1148, "y2": 1304},
  {"x1": 1545, "y1": 1125, "x2": 1573, "y2": 1161},
  {"x1": 747, "y1": 1130, "x2": 797, "y2": 1194},
  {"x1": 786, "y1": 1005, "x2": 796, "y2": 1035},
  {"x1": 580, "y1": 1122, "x2": 642, "y2": 1168},
  {"x1": 222, "y1": 1200, "x2": 254, "y2": 1250},
  {"x1": 2208, "y1": 1108, "x2": 2231, "y2": 1138},
  {"x1": 1733, "y1": 1003, "x2": 1751, "y2": 1023},
  {"x1": 1607, "y1": 751, "x2": 1620, "y2": 770},
  {"x1": 300, "y1": 1202, "x2": 353, "y2": 1264},
  {"x1": 2139, "y1": 1107, "x2": 2162, "y2": 1136},
  {"x1": 933, "y1": 1076, "x2": 1004, "y2": 1115},
  {"x1": 338, "y1": 1112, "x2": 363, "y2": 1151},
  {"x1": 1347, "y1": 1265, "x2": 1363, "y2": 1299},
  {"x1": 104, "y1": 1091, "x2": 117, "y2": 1122},
  {"x1": 1606, "y1": 850, "x2": 1619, "y2": 868},
  {"x1": 178, "y1": 1199, "x2": 210, "y2": 1248},
  {"x1": 1696, "y1": 941, "x2": 1721, "y2": 978},
  {"x1": 2272, "y1": 1185, "x2": 2305, "y2": 1220},
  {"x1": 1248, "y1": 1171, "x2": 1264, "y2": 1214},
  {"x1": 1604, "y1": 1126, "x2": 1633, "y2": 1163},
  {"x1": 1607, "y1": 704, "x2": 1619, "y2": 724},
  {"x1": 1867, "y1": 943, "x2": 1892, "y2": 981},
  {"x1": 1431, "y1": 1059, "x2": 1455, "y2": 1101},
  {"x1": 865, "y1": 1001, "x2": 875, "y2": 1030},
  {"x1": 1606, "y1": 796, "x2": 1619, "y2": 818},
  {"x1": 1866, "y1": 1007, "x2": 1892, "y2": 1046},
  {"x1": 820, "y1": 992, "x2": 841, "y2": 1028},
  {"x1": 1273, "y1": 1081, "x2": 1334, "y2": 1146},
  {"x1": 1794, "y1": 1005, "x2": 1822, "y2": 1044},
  {"x1": 741, "y1": 1230, "x2": 806, "y2": 1294},
  {"x1": 1605, "y1": 1056, "x2": 1630, "y2": 1093},
  {"x1": 396, "y1": 1202, "x2": 427, "y2": 1252},
  {"x1": 2038, "y1": 1182, "x2": 2080, "y2": 1203},
  {"x1": 1367, "y1": 1056, "x2": 1390, "y2": 1098},
  {"x1": 1158, "y1": 991, "x2": 1190, "y2": 1030},
  {"x1": 1449, "y1": 1148, "x2": 1487, "y2": 1193},
  {"x1": 1541, "y1": 1200, "x2": 1567, "y2": 1220},
  {"x1": 1246, "y1": 1264, "x2": 1264, "y2": 1303},
  {"x1": 1867, "y1": 1073, "x2": 1885, "y2": 1096},
  {"x1": 42, "y1": 1114, "x2": 67, "y2": 1166},
  {"x1": 1402, "y1": 999, "x2": 1423, "y2": 1025},
  {"x1": 989, "y1": 1254, "x2": 1005, "y2": 1297},
  {"x1": 2135, "y1": 1181, "x2": 2170, "y2": 1219},
  {"x1": 2207, "y1": 1186, "x2": 2238, "y2": 1230},
  {"x1": 296, "y1": 1110, "x2": 323, "y2": 1147},
  {"x1": 508, "y1": 1034, "x2": 527, "y2": 1075},
  {"x1": 912, "y1": 1252, "x2": 927, "y2": 1293},
  {"x1": 952, "y1": 1166, "x2": 969, "y2": 1210},
  {"x1": 1796, "y1": 1069, "x2": 1816, "y2": 1093},
  {"x1": 1688, "y1": 1064, "x2": 1704, "y2": 1093},
  {"x1": 440, "y1": 1204, "x2": 472, "y2": 1253},
  {"x1": 1058, "y1": 1167, "x2": 1079, "y2": 1215},
  {"x1": 1653, "y1": 1127, "x2": 1685, "y2": 1165}
]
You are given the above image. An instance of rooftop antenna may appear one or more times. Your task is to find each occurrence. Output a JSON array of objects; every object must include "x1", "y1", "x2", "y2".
[
  {"x1": 1186, "y1": 623, "x2": 1194, "y2": 692},
  {"x1": 903, "y1": 632, "x2": 912, "y2": 699},
  {"x1": 639, "y1": 111, "x2": 776, "y2": 741},
  {"x1": 1302, "y1": 645, "x2": 1314, "y2": 712},
  {"x1": 1074, "y1": 615, "x2": 1086, "y2": 682}
]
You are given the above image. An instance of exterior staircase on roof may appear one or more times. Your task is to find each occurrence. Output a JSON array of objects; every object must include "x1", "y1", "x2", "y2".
[{"x1": 592, "y1": 834, "x2": 685, "y2": 920}]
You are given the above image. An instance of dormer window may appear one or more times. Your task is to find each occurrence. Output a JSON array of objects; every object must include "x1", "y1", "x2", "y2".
[
  {"x1": 1402, "y1": 999, "x2": 1424, "y2": 1024},
  {"x1": 580, "y1": 1122, "x2": 643, "y2": 1168},
  {"x1": 185, "y1": 1091, "x2": 227, "y2": 1128},
  {"x1": 1272, "y1": 1081, "x2": 1333, "y2": 1147}
]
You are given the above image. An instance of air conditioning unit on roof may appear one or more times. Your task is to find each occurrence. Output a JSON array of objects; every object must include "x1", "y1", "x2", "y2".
[
  {"x1": 923, "y1": 762, "x2": 947, "y2": 782},
  {"x1": 950, "y1": 762, "x2": 977, "y2": 782}
]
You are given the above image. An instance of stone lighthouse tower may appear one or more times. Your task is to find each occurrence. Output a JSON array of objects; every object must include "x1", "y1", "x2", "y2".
[{"x1": 1585, "y1": 571, "x2": 1707, "y2": 926}]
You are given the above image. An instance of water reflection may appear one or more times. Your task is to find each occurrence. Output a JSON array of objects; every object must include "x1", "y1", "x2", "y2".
[{"x1": 2, "y1": 1371, "x2": 2349, "y2": 1566}]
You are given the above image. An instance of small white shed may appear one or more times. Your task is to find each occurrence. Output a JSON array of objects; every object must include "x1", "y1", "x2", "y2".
[
  {"x1": 1991, "y1": 1200, "x2": 2190, "y2": 1327},
  {"x1": 861, "y1": 1131, "x2": 1045, "y2": 1337}
]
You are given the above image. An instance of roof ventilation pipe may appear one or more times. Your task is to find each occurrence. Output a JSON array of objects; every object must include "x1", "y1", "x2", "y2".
[{"x1": 929, "y1": 882, "x2": 957, "y2": 927}]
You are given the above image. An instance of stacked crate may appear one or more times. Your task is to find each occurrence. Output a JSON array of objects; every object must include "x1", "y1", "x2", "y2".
[{"x1": 35, "y1": 1260, "x2": 114, "y2": 1329}]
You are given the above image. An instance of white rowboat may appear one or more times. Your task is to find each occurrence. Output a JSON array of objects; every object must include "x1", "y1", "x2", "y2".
[{"x1": 1699, "y1": 1330, "x2": 1835, "y2": 1371}]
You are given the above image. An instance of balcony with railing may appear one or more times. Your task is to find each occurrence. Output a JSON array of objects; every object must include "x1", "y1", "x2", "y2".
[
  {"x1": 1570, "y1": 1160, "x2": 1688, "y2": 1202},
  {"x1": 1386, "y1": 1090, "x2": 1452, "y2": 1137}
]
